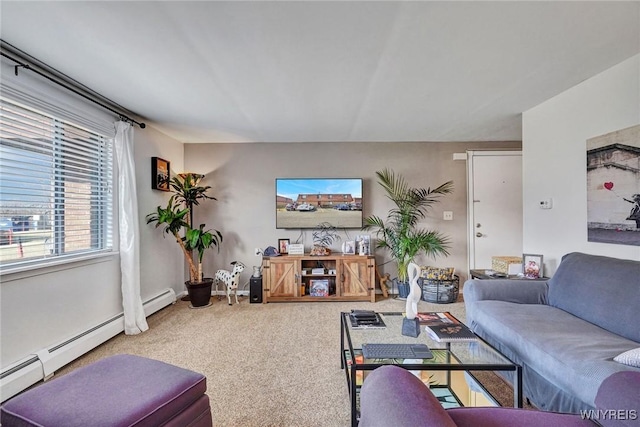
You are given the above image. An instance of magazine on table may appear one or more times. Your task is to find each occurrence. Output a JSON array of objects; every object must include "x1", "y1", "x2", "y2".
[
  {"x1": 418, "y1": 312, "x2": 477, "y2": 342},
  {"x1": 415, "y1": 312, "x2": 456, "y2": 326}
]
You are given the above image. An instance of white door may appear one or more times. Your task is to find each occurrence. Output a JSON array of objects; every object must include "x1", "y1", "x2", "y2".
[{"x1": 467, "y1": 151, "x2": 523, "y2": 271}]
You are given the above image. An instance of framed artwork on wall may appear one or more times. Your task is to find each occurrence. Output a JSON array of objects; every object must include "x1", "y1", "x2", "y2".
[
  {"x1": 151, "y1": 157, "x2": 170, "y2": 191},
  {"x1": 586, "y1": 125, "x2": 640, "y2": 246}
]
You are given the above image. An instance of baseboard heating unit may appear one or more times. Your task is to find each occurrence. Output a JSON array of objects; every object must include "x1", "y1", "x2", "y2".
[{"x1": 0, "y1": 288, "x2": 176, "y2": 402}]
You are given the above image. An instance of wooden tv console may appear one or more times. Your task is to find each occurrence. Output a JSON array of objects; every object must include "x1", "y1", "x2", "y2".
[{"x1": 261, "y1": 254, "x2": 376, "y2": 303}]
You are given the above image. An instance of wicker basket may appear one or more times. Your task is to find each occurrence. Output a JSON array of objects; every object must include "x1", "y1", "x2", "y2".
[{"x1": 421, "y1": 275, "x2": 459, "y2": 304}]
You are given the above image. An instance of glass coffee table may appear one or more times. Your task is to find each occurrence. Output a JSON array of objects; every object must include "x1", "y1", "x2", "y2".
[{"x1": 340, "y1": 311, "x2": 522, "y2": 427}]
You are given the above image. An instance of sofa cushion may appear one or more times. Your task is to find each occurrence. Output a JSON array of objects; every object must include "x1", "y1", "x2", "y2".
[
  {"x1": 547, "y1": 252, "x2": 640, "y2": 342},
  {"x1": 471, "y1": 300, "x2": 640, "y2": 407},
  {"x1": 614, "y1": 347, "x2": 640, "y2": 368}
]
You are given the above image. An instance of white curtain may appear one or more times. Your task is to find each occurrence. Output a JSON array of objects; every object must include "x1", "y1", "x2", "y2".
[{"x1": 115, "y1": 121, "x2": 149, "y2": 334}]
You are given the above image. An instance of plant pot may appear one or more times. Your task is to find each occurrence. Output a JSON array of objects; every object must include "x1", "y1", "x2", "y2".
[
  {"x1": 186, "y1": 278, "x2": 214, "y2": 308},
  {"x1": 396, "y1": 280, "x2": 410, "y2": 299}
]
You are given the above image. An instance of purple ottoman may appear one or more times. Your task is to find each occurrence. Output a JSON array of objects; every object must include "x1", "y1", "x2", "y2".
[{"x1": 0, "y1": 354, "x2": 212, "y2": 427}]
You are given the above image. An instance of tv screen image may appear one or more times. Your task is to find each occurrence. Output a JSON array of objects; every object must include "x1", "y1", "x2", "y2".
[{"x1": 276, "y1": 178, "x2": 363, "y2": 229}]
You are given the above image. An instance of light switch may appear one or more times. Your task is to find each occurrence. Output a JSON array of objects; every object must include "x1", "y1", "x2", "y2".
[
  {"x1": 539, "y1": 199, "x2": 553, "y2": 209},
  {"x1": 443, "y1": 211, "x2": 453, "y2": 220}
]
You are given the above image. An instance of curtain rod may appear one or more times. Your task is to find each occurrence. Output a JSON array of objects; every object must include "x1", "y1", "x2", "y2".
[{"x1": 0, "y1": 43, "x2": 145, "y2": 129}]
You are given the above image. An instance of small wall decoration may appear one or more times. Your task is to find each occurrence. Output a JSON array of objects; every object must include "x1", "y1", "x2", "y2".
[
  {"x1": 522, "y1": 254, "x2": 543, "y2": 279},
  {"x1": 586, "y1": 125, "x2": 640, "y2": 246},
  {"x1": 151, "y1": 157, "x2": 170, "y2": 191},
  {"x1": 278, "y1": 238, "x2": 290, "y2": 254}
]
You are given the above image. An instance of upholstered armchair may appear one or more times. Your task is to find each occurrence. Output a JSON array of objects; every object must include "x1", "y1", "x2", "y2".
[{"x1": 358, "y1": 365, "x2": 640, "y2": 427}]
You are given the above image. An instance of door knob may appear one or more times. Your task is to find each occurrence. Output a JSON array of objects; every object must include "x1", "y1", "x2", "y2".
[{"x1": 476, "y1": 232, "x2": 483, "y2": 238}]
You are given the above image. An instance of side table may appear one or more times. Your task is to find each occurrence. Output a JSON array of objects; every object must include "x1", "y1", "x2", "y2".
[{"x1": 469, "y1": 269, "x2": 549, "y2": 281}]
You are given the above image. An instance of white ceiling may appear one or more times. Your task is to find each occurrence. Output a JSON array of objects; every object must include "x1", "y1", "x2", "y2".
[{"x1": 1, "y1": 1, "x2": 639, "y2": 143}]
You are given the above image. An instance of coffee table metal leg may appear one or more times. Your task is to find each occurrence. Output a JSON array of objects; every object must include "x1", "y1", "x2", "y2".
[
  {"x1": 514, "y1": 366, "x2": 523, "y2": 408},
  {"x1": 340, "y1": 316, "x2": 345, "y2": 369},
  {"x1": 351, "y1": 366, "x2": 358, "y2": 427}
]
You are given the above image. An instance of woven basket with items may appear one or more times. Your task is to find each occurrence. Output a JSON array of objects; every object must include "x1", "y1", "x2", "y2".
[{"x1": 420, "y1": 266, "x2": 459, "y2": 304}]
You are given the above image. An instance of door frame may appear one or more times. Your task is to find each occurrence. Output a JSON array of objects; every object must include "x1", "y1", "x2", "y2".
[{"x1": 466, "y1": 150, "x2": 523, "y2": 272}]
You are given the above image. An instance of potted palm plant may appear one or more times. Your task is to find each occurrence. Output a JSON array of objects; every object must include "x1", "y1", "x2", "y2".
[
  {"x1": 146, "y1": 173, "x2": 223, "y2": 308},
  {"x1": 363, "y1": 169, "x2": 452, "y2": 297}
]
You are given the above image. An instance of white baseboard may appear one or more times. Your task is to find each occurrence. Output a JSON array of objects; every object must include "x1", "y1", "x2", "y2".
[
  {"x1": 0, "y1": 288, "x2": 176, "y2": 402},
  {"x1": 177, "y1": 290, "x2": 249, "y2": 299},
  {"x1": 212, "y1": 290, "x2": 249, "y2": 296}
]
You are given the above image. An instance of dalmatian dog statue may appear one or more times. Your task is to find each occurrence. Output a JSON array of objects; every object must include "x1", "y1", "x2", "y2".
[{"x1": 215, "y1": 261, "x2": 246, "y2": 305}]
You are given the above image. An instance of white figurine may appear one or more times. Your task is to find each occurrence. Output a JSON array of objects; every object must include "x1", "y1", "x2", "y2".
[
  {"x1": 215, "y1": 261, "x2": 246, "y2": 305},
  {"x1": 405, "y1": 262, "x2": 421, "y2": 320}
]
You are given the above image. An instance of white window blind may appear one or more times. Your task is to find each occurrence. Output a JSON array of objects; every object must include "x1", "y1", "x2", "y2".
[{"x1": 0, "y1": 98, "x2": 113, "y2": 268}]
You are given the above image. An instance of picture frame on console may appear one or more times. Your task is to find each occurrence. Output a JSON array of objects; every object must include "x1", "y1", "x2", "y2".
[
  {"x1": 523, "y1": 253, "x2": 543, "y2": 279},
  {"x1": 355, "y1": 234, "x2": 371, "y2": 255},
  {"x1": 278, "y1": 238, "x2": 290, "y2": 254},
  {"x1": 342, "y1": 240, "x2": 356, "y2": 255}
]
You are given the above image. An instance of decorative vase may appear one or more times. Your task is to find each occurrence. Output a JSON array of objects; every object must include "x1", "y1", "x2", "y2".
[{"x1": 185, "y1": 277, "x2": 214, "y2": 308}]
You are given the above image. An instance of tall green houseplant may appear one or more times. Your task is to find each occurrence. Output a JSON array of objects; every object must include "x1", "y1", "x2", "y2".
[
  {"x1": 363, "y1": 169, "x2": 453, "y2": 282},
  {"x1": 146, "y1": 173, "x2": 222, "y2": 306}
]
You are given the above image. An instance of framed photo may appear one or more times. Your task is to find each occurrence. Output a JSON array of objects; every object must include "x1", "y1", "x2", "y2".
[
  {"x1": 342, "y1": 240, "x2": 356, "y2": 255},
  {"x1": 355, "y1": 234, "x2": 371, "y2": 255},
  {"x1": 309, "y1": 279, "x2": 329, "y2": 297},
  {"x1": 522, "y1": 254, "x2": 543, "y2": 279},
  {"x1": 151, "y1": 157, "x2": 170, "y2": 191},
  {"x1": 278, "y1": 238, "x2": 290, "y2": 254}
]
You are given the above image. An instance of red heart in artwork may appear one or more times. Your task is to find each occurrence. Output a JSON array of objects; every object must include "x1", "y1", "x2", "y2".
[{"x1": 604, "y1": 182, "x2": 614, "y2": 190}]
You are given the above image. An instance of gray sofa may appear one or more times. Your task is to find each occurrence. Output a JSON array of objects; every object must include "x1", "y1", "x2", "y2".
[{"x1": 464, "y1": 252, "x2": 640, "y2": 413}]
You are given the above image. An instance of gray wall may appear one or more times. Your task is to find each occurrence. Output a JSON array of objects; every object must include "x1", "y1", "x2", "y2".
[
  {"x1": 136, "y1": 124, "x2": 186, "y2": 300},
  {"x1": 523, "y1": 54, "x2": 640, "y2": 273},
  {"x1": 185, "y1": 140, "x2": 520, "y2": 288}
]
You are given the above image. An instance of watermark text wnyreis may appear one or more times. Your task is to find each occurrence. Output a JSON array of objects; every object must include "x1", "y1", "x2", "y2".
[{"x1": 580, "y1": 409, "x2": 638, "y2": 421}]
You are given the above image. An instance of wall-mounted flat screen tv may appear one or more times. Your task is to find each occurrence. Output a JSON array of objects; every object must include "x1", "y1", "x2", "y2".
[{"x1": 276, "y1": 178, "x2": 363, "y2": 229}]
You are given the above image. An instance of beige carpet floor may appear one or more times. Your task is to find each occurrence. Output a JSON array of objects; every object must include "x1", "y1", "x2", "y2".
[{"x1": 56, "y1": 295, "x2": 521, "y2": 426}]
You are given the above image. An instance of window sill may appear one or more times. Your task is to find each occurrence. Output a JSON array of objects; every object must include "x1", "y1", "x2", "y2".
[{"x1": 0, "y1": 251, "x2": 119, "y2": 282}]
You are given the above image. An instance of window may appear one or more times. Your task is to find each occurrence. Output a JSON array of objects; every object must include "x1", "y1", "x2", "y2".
[{"x1": 0, "y1": 98, "x2": 113, "y2": 268}]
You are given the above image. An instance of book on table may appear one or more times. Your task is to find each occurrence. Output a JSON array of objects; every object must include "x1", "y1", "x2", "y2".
[
  {"x1": 417, "y1": 312, "x2": 477, "y2": 342},
  {"x1": 349, "y1": 310, "x2": 387, "y2": 329},
  {"x1": 415, "y1": 312, "x2": 454, "y2": 325}
]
